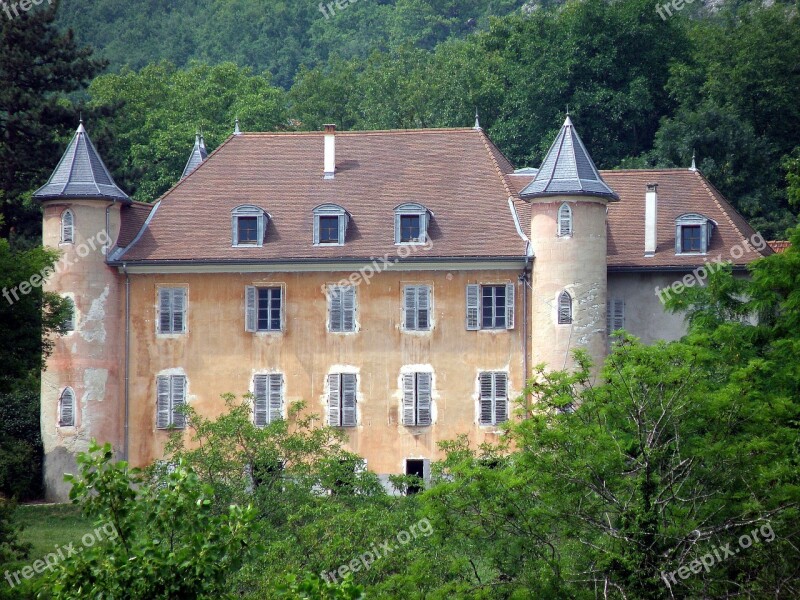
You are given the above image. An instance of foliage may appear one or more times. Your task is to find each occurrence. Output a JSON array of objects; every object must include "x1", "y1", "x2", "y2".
[
  {"x1": 275, "y1": 573, "x2": 364, "y2": 599},
  {"x1": 0, "y1": 499, "x2": 30, "y2": 565}
]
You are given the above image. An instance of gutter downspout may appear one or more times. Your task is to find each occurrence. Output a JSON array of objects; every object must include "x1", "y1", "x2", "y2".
[
  {"x1": 123, "y1": 262, "x2": 130, "y2": 461},
  {"x1": 520, "y1": 251, "x2": 532, "y2": 417}
]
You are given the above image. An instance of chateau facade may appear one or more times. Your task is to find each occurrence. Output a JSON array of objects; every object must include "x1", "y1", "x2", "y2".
[{"x1": 35, "y1": 117, "x2": 770, "y2": 501}]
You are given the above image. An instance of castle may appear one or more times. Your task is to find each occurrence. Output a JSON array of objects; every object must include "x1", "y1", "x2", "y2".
[{"x1": 35, "y1": 117, "x2": 770, "y2": 501}]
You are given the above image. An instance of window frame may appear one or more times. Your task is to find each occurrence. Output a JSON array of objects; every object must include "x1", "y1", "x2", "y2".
[
  {"x1": 60, "y1": 209, "x2": 74, "y2": 244},
  {"x1": 402, "y1": 284, "x2": 432, "y2": 332},
  {"x1": 327, "y1": 372, "x2": 358, "y2": 427},
  {"x1": 478, "y1": 371, "x2": 509, "y2": 426},
  {"x1": 558, "y1": 291, "x2": 573, "y2": 324},
  {"x1": 394, "y1": 203, "x2": 430, "y2": 245},
  {"x1": 231, "y1": 205, "x2": 269, "y2": 247},
  {"x1": 58, "y1": 387, "x2": 76, "y2": 427},
  {"x1": 466, "y1": 283, "x2": 515, "y2": 331},
  {"x1": 62, "y1": 296, "x2": 76, "y2": 333},
  {"x1": 253, "y1": 373, "x2": 284, "y2": 426},
  {"x1": 401, "y1": 371, "x2": 433, "y2": 427},
  {"x1": 675, "y1": 213, "x2": 715, "y2": 255},
  {"x1": 313, "y1": 204, "x2": 349, "y2": 246},
  {"x1": 245, "y1": 285, "x2": 285, "y2": 333},
  {"x1": 558, "y1": 203, "x2": 573, "y2": 237},
  {"x1": 157, "y1": 287, "x2": 187, "y2": 334},
  {"x1": 156, "y1": 374, "x2": 187, "y2": 430},
  {"x1": 327, "y1": 285, "x2": 357, "y2": 333}
]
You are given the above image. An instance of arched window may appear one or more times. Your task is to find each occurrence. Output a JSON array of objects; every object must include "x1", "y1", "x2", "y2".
[
  {"x1": 62, "y1": 297, "x2": 75, "y2": 332},
  {"x1": 394, "y1": 203, "x2": 431, "y2": 244},
  {"x1": 558, "y1": 291, "x2": 572, "y2": 324},
  {"x1": 231, "y1": 205, "x2": 269, "y2": 247},
  {"x1": 313, "y1": 204, "x2": 349, "y2": 245},
  {"x1": 558, "y1": 203, "x2": 572, "y2": 237},
  {"x1": 59, "y1": 388, "x2": 75, "y2": 427},
  {"x1": 61, "y1": 209, "x2": 74, "y2": 244},
  {"x1": 675, "y1": 213, "x2": 715, "y2": 254}
]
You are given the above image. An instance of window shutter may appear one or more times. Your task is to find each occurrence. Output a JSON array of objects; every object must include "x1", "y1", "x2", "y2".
[
  {"x1": 417, "y1": 286, "x2": 430, "y2": 330},
  {"x1": 479, "y1": 372, "x2": 494, "y2": 425},
  {"x1": 403, "y1": 286, "x2": 417, "y2": 330},
  {"x1": 559, "y1": 204, "x2": 572, "y2": 236},
  {"x1": 313, "y1": 215, "x2": 320, "y2": 245},
  {"x1": 402, "y1": 373, "x2": 415, "y2": 425},
  {"x1": 494, "y1": 373, "x2": 508, "y2": 424},
  {"x1": 232, "y1": 215, "x2": 238, "y2": 245},
  {"x1": 59, "y1": 389, "x2": 75, "y2": 427},
  {"x1": 505, "y1": 283, "x2": 515, "y2": 329},
  {"x1": 338, "y1": 214, "x2": 347, "y2": 244},
  {"x1": 420, "y1": 213, "x2": 428, "y2": 242},
  {"x1": 341, "y1": 373, "x2": 357, "y2": 426},
  {"x1": 342, "y1": 287, "x2": 355, "y2": 332},
  {"x1": 258, "y1": 212, "x2": 266, "y2": 244},
  {"x1": 328, "y1": 374, "x2": 341, "y2": 426},
  {"x1": 253, "y1": 375, "x2": 268, "y2": 427},
  {"x1": 158, "y1": 289, "x2": 172, "y2": 333},
  {"x1": 675, "y1": 225, "x2": 682, "y2": 254},
  {"x1": 558, "y1": 292, "x2": 572, "y2": 324},
  {"x1": 63, "y1": 298, "x2": 75, "y2": 332},
  {"x1": 394, "y1": 212, "x2": 401, "y2": 244},
  {"x1": 171, "y1": 375, "x2": 186, "y2": 429},
  {"x1": 466, "y1": 284, "x2": 480, "y2": 330},
  {"x1": 62, "y1": 211, "x2": 74, "y2": 243},
  {"x1": 329, "y1": 287, "x2": 343, "y2": 332},
  {"x1": 613, "y1": 299, "x2": 625, "y2": 331},
  {"x1": 156, "y1": 376, "x2": 170, "y2": 429},
  {"x1": 416, "y1": 373, "x2": 432, "y2": 426},
  {"x1": 172, "y1": 288, "x2": 186, "y2": 333},
  {"x1": 268, "y1": 374, "x2": 283, "y2": 422},
  {"x1": 245, "y1": 286, "x2": 257, "y2": 332}
]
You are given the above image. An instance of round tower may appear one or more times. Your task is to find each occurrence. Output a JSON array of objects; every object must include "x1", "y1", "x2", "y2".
[
  {"x1": 521, "y1": 116, "x2": 619, "y2": 374},
  {"x1": 34, "y1": 121, "x2": 130, "y2": 501}
]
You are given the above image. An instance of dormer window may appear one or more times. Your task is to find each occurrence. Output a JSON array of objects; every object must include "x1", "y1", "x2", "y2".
[
  {"x1": 558, "y1": 203, "x2": 572, "y2": 237},
  {"x1": 313, "y1": 204, "x2": 348, "y2": 245},
  {"x1": 675, "y1": 213, "x2": 715, "y2": 255},
  {"x1": 232, "y1": 205, "x2": 268, "y2": 247},
  {"x1": 61, "y1": 209, "x2": 74, "y2": 244},
  {"x1": 394, "y1": 203, "x2": 430, "y2": 244}
]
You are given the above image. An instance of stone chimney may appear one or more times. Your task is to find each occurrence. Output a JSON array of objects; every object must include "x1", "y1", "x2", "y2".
[
  {"x1": 324, "y1": 124, "x2": 336, "y2": 179},
  {"x1": 645, "y1": 183, "x2": 658, "y2": 257}
]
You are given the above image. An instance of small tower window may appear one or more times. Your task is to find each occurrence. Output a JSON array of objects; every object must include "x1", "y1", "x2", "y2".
[
  {"x1": 61, "y1": 209, "x2": 74, "y2": 244},
  {"x1": 232, "y1": 205, "x2": 269, "y2": 247},
  {"x1": 675, "y1": 213, "x2": 715, "y2": 254},
  {"x1": 59, "y1": 388, "x2": 75, "y2": 427},
  {"x1": 394, "y1": 203, "x2": 430, "y2": 244},
  {"x1": 313, "y1": 204, "x2": 349, "y2": 245},
  {"x1": 558, "y1": 203, "x2": 572, "y2": 237},
  {"x1": 62, "y1": 297, "x2": 75, "y2": 333},
  {"x1": 558, "y1": 291, "x2": 572, "y2": 324}
]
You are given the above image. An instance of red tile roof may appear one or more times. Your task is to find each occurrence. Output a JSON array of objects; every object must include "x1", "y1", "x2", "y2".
[
  {"x1": 116, "y1": 201, "x2": 154, "y2": 249},
  {"x1": 768, "y1": 240, "x2": 791, "y2": 253}
]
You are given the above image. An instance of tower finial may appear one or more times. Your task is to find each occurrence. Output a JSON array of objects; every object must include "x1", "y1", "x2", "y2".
[
  {"x1": 234, "y1": 118, "x2": 241, "y2": 135},
  {"x1": 473, "y1": 108, "x2": 481, "y2": 130},
  {"x1": 566, "y1": 104, "x2": 569, "y2": 117},
  {"x1": 690, "y1": 149, "x2": 697, "y2": 172}
]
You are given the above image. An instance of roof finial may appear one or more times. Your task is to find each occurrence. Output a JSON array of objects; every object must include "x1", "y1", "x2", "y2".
[
  {"x1": 79, "y1": 111, "x2": 83, "y2": 124},
  {"x1": 473, "y1": 108, "x2": 481, "y2": 130},
  {"x1": 690, "y1": 149, "x2": 697, "y2": 172},
  {"x1": 234, "y1": 118, "x2": 241, "y2": 135},
  {"x1": 565, "y1": 104, "x2": 569, "y2": 116}
]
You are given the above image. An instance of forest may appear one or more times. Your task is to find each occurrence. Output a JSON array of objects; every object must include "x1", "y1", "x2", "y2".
[{"x1": 0, "y1": 0, "x2": 799, "y2": 597}]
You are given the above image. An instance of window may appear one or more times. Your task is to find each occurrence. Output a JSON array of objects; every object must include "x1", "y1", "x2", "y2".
[
  {"x1": 405, "y1": 459, "x2": 428, "y2": 495},
  {"x1": 158, "y1": 288, "x2": 186, "y2": 334},
  {"x1": 465, "y1": 284, "x2": 515, "y2": 330},
  {"x1": 479, "y1": 372, "x2": 508, "y2": 426},
  {"x1": 313, "y1": 204, "x2": 348, "y2": 245},
  {"x1": 61, "y1": 209, "x2": 74, "y2": 244},
  {"x1": 59, "y1": 388, "x2": 75, "y2": 427},
  {"x1": 675, "y1": 213, "x2": 715, "y2": 254},
  {"x1": 403, "y1": 285, "x2": 431, "y2": 331},
  {"x1": 558, "y1": 291, "x2": 572, "y2": 324},
  {"x1": 394, "y1": 203, "x2": 430, "y2": 244},
  {"x1": 607, "y1": 298, "x2": 625, "y2": 334},
  {"x1": 253, "y1": 374, "x2": 283, "y2": 426},
  {"x1": 232, "y1": 205, "x2": 268, "y2": 247},
  {"x1": 156, "y1": 375, "x2": 186, "y2": 429},
  {"x1": 327, "y1": 285, "x2": 356, "y2": 332},
  {"x1": 401, "y1": 372, "x2": 432, "y2": 426},
  {"x1": 245, "y1": 286, "x2": 283, "y2": 332},
  {"x1": 558, "y1": 203, "x2": 572, "y2": 237},
  {"x1": 328, "y1": 373, "x2": 357, "y2": 427},
  {"x1": 62, "y1": 297, "x2": 75, "y2": 332}
]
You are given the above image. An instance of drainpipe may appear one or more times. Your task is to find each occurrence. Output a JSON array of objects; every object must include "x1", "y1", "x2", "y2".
[
  {"x1": 105, "y1": 202, "x2": 115, "y2": 255},
  {"x1": 123, "y1": 262, "x2": 130, "y2": 461},
  {"x1": 520, "y1": 250, "x2": 532, "y2": 417}
]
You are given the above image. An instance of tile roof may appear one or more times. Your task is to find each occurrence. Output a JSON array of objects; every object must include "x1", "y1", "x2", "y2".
[
  {"x1": 116, "y1": 129, "x2": 528, "y2": 263},
  {"x1": 768, "y1": 240, "x2": 791, "y2": 253},
  {"x1": 34, "y1": 123, "x2": 129, "y2": 203},
  {"x1": 520, "y1": 116, "x2": 618, "y2": 201},
  {"x1": 116, "y1": 201, "x2": 155, "y2": 249}
]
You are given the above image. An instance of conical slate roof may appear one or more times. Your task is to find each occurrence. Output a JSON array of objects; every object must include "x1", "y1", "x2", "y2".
[
  {"x1": 181, "y1": 133, "x2": 208, "y2": 179},
  {"x1": 34, "y1": 122, "x2": 129, "y2": 202},
  {"x1": 520, "y1": 116, "x2": 618, "y2": 200}
]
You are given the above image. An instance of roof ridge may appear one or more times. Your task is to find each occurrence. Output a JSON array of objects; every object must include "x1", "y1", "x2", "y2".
[
  {"x1": 238, "y1": 127, "x2": 480, "y2": 137},
  {"x1": 692, "y1": 170, "x2": 761, "y2": 254}
]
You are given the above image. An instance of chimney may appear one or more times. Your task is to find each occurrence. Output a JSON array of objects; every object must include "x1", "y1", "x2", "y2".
[
  {"x1": 645, "y1": 183, "x2": 658, "y2": 257},
  {"x1": 324, "y1": 124, "x2": 336, "y2": 179}
]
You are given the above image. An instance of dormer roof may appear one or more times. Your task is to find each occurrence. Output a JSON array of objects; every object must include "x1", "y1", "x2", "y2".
[{"x1": 33, "y1": 122, "x2": 129, "y2": 202}]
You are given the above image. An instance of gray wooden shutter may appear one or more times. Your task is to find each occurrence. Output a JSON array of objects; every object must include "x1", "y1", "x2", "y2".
[
  {"x1": 268, "y1": 374, "x2": 283, "y2": 422},
  {"x1": 403, "y1": 286, "x2": 417, "y2": 330},
  {"x1": 479, "y1": 372, "x2": 493, "y2": 425},
  {"x1": 341, "y1": 373, "x2": 357, "y2": 426},
  {"x1": 494, "y1": 373, "x2": 508, "y2": 424},
  {"x1": 416, "y1": 372, "x2": 432, "y2": 426},
  {"x1": 328, "y1": 373, "x2": 341, "y2": 426},
  {"x1": 156, "y1": 376, "x2": 170, "y2": 429},
  {"x1": 338, "y1": 214, "x2": 347, "y2": 244},
  {"x1": 402, "y1": 373, "x2": 415, "y2": 425},
  {"x1": 63, "y1": 298, "x2": 75, "y2": 331},
  {"x1": 417, "y1": 286, "x2": 430, "y2": 330},
  {"x1": 329, "y1": 287, "x2": 342, "y2": 332},
  {"x1": 60, "y1": 389, "x2": 75, "y2": 426},
  {"x1": 171, "y1": 375, "x2": 186, "y2": 428},
  {"x1": 420, "y1": 212, "x2": 428, "y2": 242},
  {"x1": 394, "y1": 212, "x2": 401, "y2": 244},
  {"x1": 675, "y1": 224, "x2": 682, "y2": 254},
  {"x1": 313, "y1": 214, "x2": 320, "y2": 245},
  {"x1": 342, "y1": 287, "x2": 355, "y2": 332},
  {"x1": 505, "y1": 283, "x2": 515, "y2": 330},
  {"x1": 172, "y1": 288, "x2": 186, "y2": 333},
  {"x1": 258, "y1": 212, "x2": 266, "y2": 245},
  {"x1": 245, "y1": 286, "x2": 257, "y2": 332},
  {"x1": 559, "y1": 204, "x2": 571, "y2": 236},
  {"x1": 62, "y1": 211, "x2": 74, "y2": 243},
  {"x1": 158, "y1": 289, "x2": 171, "y2": 333},
  {"x1": 558, "y1": 292, "x2": 572, "y2": 324},
  {"x1": 232, "y1": 215, "x2": 239, "y2": 245},
  {"x1": 608, "y1": 299, "x2": 625, "y2": 332},
  {"x1": 253, "y1": 375, "x2": 268, "y2": 427},
  {"x1": 466, "y1": 284, "x2": 480, "y2": 330}
]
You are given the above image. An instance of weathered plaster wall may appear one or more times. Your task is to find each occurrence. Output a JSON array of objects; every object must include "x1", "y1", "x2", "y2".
[
  {"x1": 40, "y1": 200, "x2": 125, "y2": 501},
  {"x1": 125, "y1": 269, "x2": 528, "y2": 476}
]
